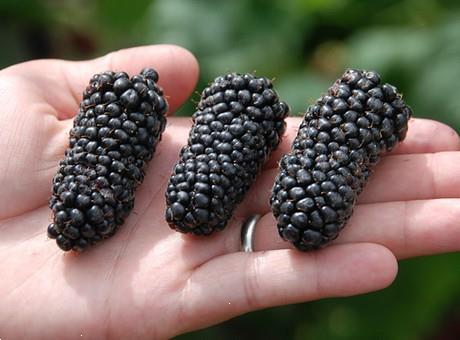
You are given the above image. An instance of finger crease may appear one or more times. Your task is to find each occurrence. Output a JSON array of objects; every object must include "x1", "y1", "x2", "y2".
[
  {"x1": 311, "y1": 251, "x2": 321, "y2": 298},
  {"x1": 429, "y1": 153, "x2": 439, "y2": 198},
  {"x1": 243, "y1": 253, "x2": 261, "y2": 310},
  {"x1": 400, "y1": 201, "x2": 410, "y2": 252},
  {"x1": 60, "y1": 63, "x2": 80, "y2": 110}
]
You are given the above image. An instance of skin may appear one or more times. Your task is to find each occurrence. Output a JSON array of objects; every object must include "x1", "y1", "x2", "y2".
[{"x1": 0, "y1": 44, "x2": 460, "y2": 339}]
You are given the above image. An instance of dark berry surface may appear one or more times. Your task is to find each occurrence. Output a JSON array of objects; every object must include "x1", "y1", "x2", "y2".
[
  {"x1": 48, "y1": 68, "x2": 168, "y2": 251},
  {"x1": 270, "y1": 69, "x2": 412, "y2": 251},
  {"x1": 166, "y1": 73, "x2": 289, "y2": 235}
]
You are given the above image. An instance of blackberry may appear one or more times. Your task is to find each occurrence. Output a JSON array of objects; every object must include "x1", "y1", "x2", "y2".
[
  {"x1": 166, "y1": 73, "x2": 289, "y2": 235},
  {"x1": 48, "y1": 68, "x2": 168, "y2": 251},
  {"x1": 270, "y1": 69, "x2": 412, "y2": 251}
]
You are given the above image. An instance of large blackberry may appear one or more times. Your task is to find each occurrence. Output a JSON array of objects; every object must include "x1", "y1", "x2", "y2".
[
  {"x1": 48, "y1": 68, "x2": 168, "y2": 251},
  {"x1": 270, "y1": 69, "x2": 412, "y2": 251},
  {"x1": 166, "y1": 73, "x2": 289, "y2": 235}
]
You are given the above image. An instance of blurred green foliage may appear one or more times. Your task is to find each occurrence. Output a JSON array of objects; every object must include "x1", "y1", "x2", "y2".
[{"x1": 2, "y1": 0, "x2": 460, "y2": 338}]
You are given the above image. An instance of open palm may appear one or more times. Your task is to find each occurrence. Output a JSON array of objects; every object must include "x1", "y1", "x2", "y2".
[{"x1": 1, "y1": 45, "x2": 459, "y2": 339}]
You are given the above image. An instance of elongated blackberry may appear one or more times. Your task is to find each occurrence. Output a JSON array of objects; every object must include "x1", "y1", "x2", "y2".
[
  {"x1": 48, "y1": 68, "x2": 168, "y2": 251},
  {"x1": 166, "y1": 73, "x2": 289, "y2": 235},
  {"x1": 271, "y1": 69, "x2": 412, "y2": 251}
]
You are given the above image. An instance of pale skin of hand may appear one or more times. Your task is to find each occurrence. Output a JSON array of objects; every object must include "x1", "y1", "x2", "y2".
[{"x1": 1, "y1": 45, "x2": 460, "y2": 339}]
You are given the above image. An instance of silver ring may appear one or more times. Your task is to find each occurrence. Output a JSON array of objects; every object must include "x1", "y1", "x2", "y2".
[{"x1": 240, "y1": 214, "x2": 261, "y2": 252}]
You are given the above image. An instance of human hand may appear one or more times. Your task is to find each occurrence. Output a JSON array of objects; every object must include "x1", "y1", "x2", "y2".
[{"x1": 1, "y1": 45, "x2": 459, "y2": 339}]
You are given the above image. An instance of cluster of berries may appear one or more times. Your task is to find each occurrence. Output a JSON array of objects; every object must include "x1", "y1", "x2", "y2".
[{"x1": 48, "y1": 69, "x2": 411, "y2": 252}]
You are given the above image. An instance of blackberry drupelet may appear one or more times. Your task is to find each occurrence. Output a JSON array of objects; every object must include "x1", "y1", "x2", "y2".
[
  {"x1": 270, "y1": 69, "x2": 412, "y2": 251},
  {"x1": 48, "y1": 68, "x2": 168, "y2": 251},
  {"x1": 166, "y1": 73, "x2": 289, "y2": 235}
]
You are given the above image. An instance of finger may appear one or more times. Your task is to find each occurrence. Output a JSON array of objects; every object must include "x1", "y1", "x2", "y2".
[
  {"x1": 393, "y1": 118, "x2": 460, "y2": 154},
  {"x1": 175, "y1": 243, "x2": 397, "y2": 335},
  {"x1": 3, "y1": 44, "x2": 199, "y2": 118},
  {"x1": 252, "y1": 199, "x2": 460, "y2": 259},
  {"x1": 243, "y1": 150, "x2": 460, "y2": 215},
  {"x1": 359, "y1": 151, "x2": 460, "y2": 203},
  {"x1": 265, "y1": 118, "x2": 460, "y2": 169},
  {"x1": 335, "y1": 199, "x2": 460, "y2": 259}
]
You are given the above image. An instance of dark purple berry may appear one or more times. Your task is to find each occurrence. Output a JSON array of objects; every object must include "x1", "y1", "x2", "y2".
[
  {"x1": 271, "y1": 69, "x2": 412, "y2": 251},
  {"x1": 48, "y1": 68, "x2": 168, "y2": 251},
  {"x1": 166, "y1": 73, "x2": 289, "y2": 235}
]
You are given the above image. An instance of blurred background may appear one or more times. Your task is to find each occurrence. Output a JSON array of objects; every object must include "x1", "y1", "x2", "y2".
[{"x1": 2, "y1": 0, "x2": 460, "y2": 338}]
